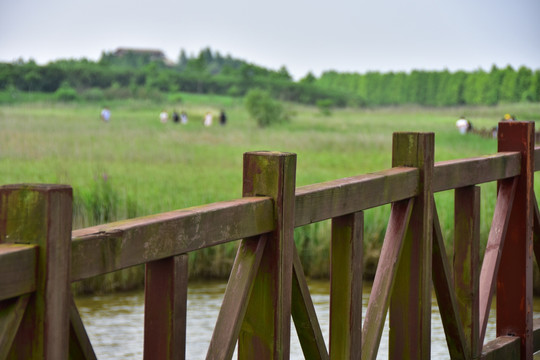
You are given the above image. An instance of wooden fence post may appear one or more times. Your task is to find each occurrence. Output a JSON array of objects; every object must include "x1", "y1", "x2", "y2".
[
  {"x1": 389, "y1": 133, "x2": 434, "y2": 359},
  {"x1": 144, "y1": 254, "x2": 188, "y2": 360},
  {"x1": 0, "y1": 184, "x2": 72, "y2": 359},
  {"x1": 238, "y1": 151, "x2": 296, "y2": 360},
  {"x1": 496, "y1": 121, "x2": 534, "y2": 359}
]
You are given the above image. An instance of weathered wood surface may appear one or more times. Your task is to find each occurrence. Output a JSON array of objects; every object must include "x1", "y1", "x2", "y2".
[
  {"x1": 0, "y1": 185, "x2": 73, "y2": 360},
  {"x1": 238, "y1": 152, "x2": 296, "y2": 360},
  {"x1": 389, "y1": 132, "x2": 434, "y2": 360},
  {"x1": 454, "y1": 186, "x2": 480, "y2": 359},
  {"x1": 71, "y1": 197, "x2": 274, "y2": 281},
  {"x1": 329, "y1": 212, "x2": 363, "y2": 360},
  {"x1": 433, "y1": 152, "x2": 520, "y2": 192},
  {"x1": 432, "y1": 205, "x2": 468, "y2": 360},
  {"x1": 0, "y1": 244, "x2": 36, "y2": 301},
  {"x1": 478, "y1": 177, "x2": 517, "y2": 347},
  {"x1": 481, "y1": 336, "x2": 521, "y2": 360},
  {"x1": 68, "y1": 294, "x2": 97, "y2": 360},
  {"x1": 361, "y1": 199, "x2": 413, "y2": 360},
  {"x1": 535, "y1": 147, "x2": 540, "y2": 171},
  {"x1": 497, "y1": 122, "x2": 534, "y2": 360},
  {"x1": 0, "y1": 295, "x2": 29, "y2": 360},
  {"x1": 294, "y1": 167, "x2": 418, "y2": 226},
  {"x1": 144, "y1": 254, "x2": 188, "y2": 360},
  {"x1": 291, "y1": 245, "x2": 328, "y2": 360},
  {"x1": 533, "y1": 318, "x2": 540, "y2": 352},
  {"x1": 207, "y1": 236, "x2": 267, "y2": 360}
]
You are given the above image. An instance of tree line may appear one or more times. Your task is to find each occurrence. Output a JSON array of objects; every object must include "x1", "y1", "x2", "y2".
[{"x1": 1, "y1": 47, "x2": 539, "y2": 107}]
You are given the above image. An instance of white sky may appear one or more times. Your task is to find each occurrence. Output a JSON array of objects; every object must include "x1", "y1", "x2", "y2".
[{"x1": 1, "y1": 0, "x2": 539, "y2": 79}]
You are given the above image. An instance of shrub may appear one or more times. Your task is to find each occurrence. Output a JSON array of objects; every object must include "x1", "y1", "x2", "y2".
[
  {"x1": 316, "y1": 99, "x2": 334, "y2": 116},
  {"x1": 82, "y1": 87, "x2": 105, "y2": 102},
  {"x1": 54, "y1": 82, "x2": 79, "y2": 102},
  {"x1": 244, "y1": 89, "x2": 289, "y2": 127}
]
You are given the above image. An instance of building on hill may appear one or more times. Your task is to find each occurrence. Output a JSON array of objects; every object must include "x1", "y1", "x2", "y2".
[{"x1": 113, "y1": 48, "x2": 166, "y2": 61}]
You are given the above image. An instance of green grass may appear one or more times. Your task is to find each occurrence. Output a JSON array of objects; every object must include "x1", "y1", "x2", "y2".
[{"x1": 2, "y1": 97, "x2": 539, "y2": 291}]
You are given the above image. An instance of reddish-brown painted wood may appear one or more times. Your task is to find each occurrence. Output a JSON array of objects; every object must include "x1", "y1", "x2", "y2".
[
  {"x1": 478, "y1": 177, "x2": 517, "y2": 348},
  {"x1": 362, "y1": 198, "x2": 414, "y2": 360},
  {"x1": 0, "y1": 184, "x2": 72, "y2": 360},
  {"x1": 144, "y1": 254, "x2": 188, "y2": 360},
  {"x1": 329, "y1": 212, "x2": 363, "y2": 360},
  {"x1": 291, "y1": 245, "x2": 328, "y2": 360},
  {"x1": 532, "y1": 195, "x2": 540, "y2": 271},
  {"x1": 389, "y1": 132, "x2": 434, "y2": 360},
  {"x1": 239, "y1": 152, "x2": 296, "y2": 360},
  {"x1": 496, "y1": 121, "x2": 534, "y2": 360},
  {"x1": 207, "y1": 235, "x2": 267, "y2": 360},
  {"x1": 432, "y1": 204, "x2": 468, "y2": 360},
  {"x1": 454, "y1": 186, "x2": 480, "y2": 359}
]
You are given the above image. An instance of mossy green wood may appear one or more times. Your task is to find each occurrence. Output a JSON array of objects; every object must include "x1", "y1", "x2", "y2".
[
  {"x1": 497, "y1": 122, "x2": 535, "y2": 360},
  {"x1": 0, "y1": 184, "x2": 72, "y2": 360},
  {"x1": 454, "y1": 186, "x2": 480, "y2": 359},
  {"x1": 291, "y1": 245, "x2": 328, "y2": 360},
  {"x1": 389, "y1": 133, "x2": 434, "y2": 360},
  {"x1": 329, "y1": 212, "x2": 363, "y2": 359},
  {"x1": 144, "y1": 254, "x2": 188, "y2": 360},
  {"x1": 432, "y1": 204, "x2": 468, "y2": 360},
  {"x1": 239, "y1": 152, "x2": 296, "y2": 360}
]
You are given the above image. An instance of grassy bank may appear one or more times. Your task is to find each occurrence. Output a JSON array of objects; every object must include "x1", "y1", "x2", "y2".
[{"x1": 2, "y1": 96, "x2": 539, "y2": 293}]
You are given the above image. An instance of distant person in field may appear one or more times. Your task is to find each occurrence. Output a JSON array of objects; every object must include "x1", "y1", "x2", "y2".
[
  {"x1": 172, "y1": 111, "x2": 180, "y2": 123},
  {"x1": 456, "y1": 116, "x2": 468, "y2": 134},
  {"x1": 100, "y1": 106, "x2": 111, "y2": 123},
  {"x1": 160, "y1": 110, "x2": 169, "y2": 123},
  {"x1": 204, "y1": 112, "x2": 213, "y2": 127},
  {"x1": 181, "y1": 111, "x2": 188, "y2": 124},
  {"x1": 219, "y1": 110, "x2": 227, "y2": 126}
]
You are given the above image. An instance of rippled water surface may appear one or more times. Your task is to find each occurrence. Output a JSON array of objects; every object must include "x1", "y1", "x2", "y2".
[{"x1": 76, "y1": 281, "x2": 539, "y2": 359}]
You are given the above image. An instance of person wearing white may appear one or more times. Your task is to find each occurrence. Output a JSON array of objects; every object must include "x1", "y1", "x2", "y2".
[
  {"x1": 204, "y1": 112, "x2": 213, "y2": 127},
  {"x1": 160, "y1": 110, "x2": 168, "y2": 123},
  {"x1": 100, "y1": 107, "x2": 111, "y2": 122},
  {"x1": 456, "y1": 116, "x2": 468, "y2": 134}
]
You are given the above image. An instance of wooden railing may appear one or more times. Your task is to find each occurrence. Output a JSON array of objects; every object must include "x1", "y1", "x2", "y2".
[{"x1": 1, "y1": 121, "x2": 539, "y2": 359}]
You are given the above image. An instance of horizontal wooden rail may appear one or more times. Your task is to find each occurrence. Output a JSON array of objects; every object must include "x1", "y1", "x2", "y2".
[
  {"x1": 0, "y1": 244, "x2": 37, "y2": 300},
  {"x1": 71, "y1": 197, "x2": 274, "y2": 281},
  {"x1": 67, "y1": 151, "x2": 529, "y2": 281},
  {"x1": 535, "y1": 147, "x2": 540, "y2": 171}
]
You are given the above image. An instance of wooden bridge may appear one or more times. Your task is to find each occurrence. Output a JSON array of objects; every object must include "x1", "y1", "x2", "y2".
[{"x1": 1, "y1": 121, "x2": 540, "y2": 359}]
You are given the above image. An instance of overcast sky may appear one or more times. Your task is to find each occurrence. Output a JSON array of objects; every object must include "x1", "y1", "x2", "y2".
[{"x1": 1, "y1": 0, "x2": 539, "y2": 79}]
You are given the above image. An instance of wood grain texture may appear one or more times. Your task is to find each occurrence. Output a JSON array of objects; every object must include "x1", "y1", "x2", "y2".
[
  {"x1": 71, "y1": 197, "x2": 274, "y2": 281},
  {"x1": 0, "y1": 295, "x2": 29, "y2": 360},
  {"x1": 481, "y1": 336, "x2": 520, "y2": 360}
]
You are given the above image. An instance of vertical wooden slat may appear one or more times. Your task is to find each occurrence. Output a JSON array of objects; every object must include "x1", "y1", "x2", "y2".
[
  {"x1": 532, "y1": 194, "x2": 540, "y2": 269},
  {"x1": 496, "y1": 121, "x2": 534, "y2": 360},
  {"x1": 454, "y1": 186, "x2": 480, "y2": 359},
  {"x1": 432, "y1": 204, "x2": 468, "y2": 360},
  {"x1": 207, "y1": 235, "x2": 267, "y2": 360},
  {"x1": 238, "y1": 151, "x2": 297, "y2": 360},
  {"x1": 0, "y1": 184, "x2": 73, "y2": 360},
  {"x1": 329, "y1": 212, "x2": 363, "y2": 359},
  {"x1": 362, "y1": 198, "x2": 414, "y2": 360},
  {"x1": 144, "y1": 254, "x2": 188, "y2": 360},
  {"x1": 291, "y1": 245, "x2": 328, "y2": 360},
  {"x1": 478, "y1": 177, "x2": 517, "y2": 347},
  {"x1": 389, "y1": 133, "x2": 434, "y2": 360}
]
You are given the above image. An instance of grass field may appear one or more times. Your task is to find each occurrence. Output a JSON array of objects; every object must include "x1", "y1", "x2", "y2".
[{"x1": 2, "y1": 95, "x2": 539, "y2": 291}]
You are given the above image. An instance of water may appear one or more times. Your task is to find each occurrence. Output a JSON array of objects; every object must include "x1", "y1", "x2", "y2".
[{"x1": 75, "y1": 281, "x2": 537, "y2": 359}]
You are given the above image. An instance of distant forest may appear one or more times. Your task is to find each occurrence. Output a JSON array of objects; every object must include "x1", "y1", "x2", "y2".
[{"x1": 1, "y1": 47, "x2": 539, "y2": 107}]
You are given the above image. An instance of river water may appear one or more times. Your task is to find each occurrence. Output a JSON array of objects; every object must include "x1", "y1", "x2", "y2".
[{"x1": 75, "y1": 281, "x2": 539, "y2": 359}]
